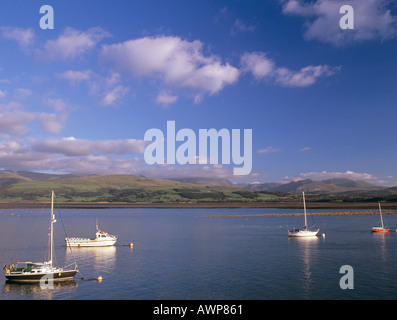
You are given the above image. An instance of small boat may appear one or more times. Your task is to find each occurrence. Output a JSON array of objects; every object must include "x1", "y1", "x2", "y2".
[
  {"x1": 5, "y1": 191, "x2": 78, "y2": 283},
  {"x1": 67, "y1": 220, "x2": 117, "y2": 247},
  {"x1": 288, "y1": 192, "x2": 319, "y2": 237},
  {"x1": 371, "y1": 202, "x2": 390, "y2": 233}
]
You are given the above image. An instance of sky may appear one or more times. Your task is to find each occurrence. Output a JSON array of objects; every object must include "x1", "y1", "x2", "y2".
[{"x1": 0, "y1": 0, "x2": 397, "y2": 186}]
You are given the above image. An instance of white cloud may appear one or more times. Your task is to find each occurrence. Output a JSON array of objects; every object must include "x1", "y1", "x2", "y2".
[
  {"x1": 100, "y1": 85, "x2": 130, "y2": 106},
  {"x1": 0, "y1": 111, "x2": 36, "y2": 136},
  {"x1": 59, "y1": 69, "x2": 130, "y2": 107},
  {"x1": 241, "y1": 52, "x2": 275, "y2": 79},
  {"x1": 0, "y1": 89, "x2": 6, "y2": 98},
  {"x1": 38, "y1": 113, "x2": 68, "y2": 133},
  {"x1": 0, "y1": 26, "x2": 35, "y2": 48},
  {"x1": 156, "y1": 91, "x2": 178, "y2": 107},
  {"x1": 0, "y1": 136, "x2": 149, "y2": 175},
  {"x1": 281, "y1": 0, "x2": 397, "y2": 46},
  {"x1": 284, "y1": 170, "x2": 379, "y2": 182},
  {"x1": 30, "y1": 137, "x2": 147, "y2": 156},
  {"x1": 43, "y1": 98, "x2": 70, "y2": 112},
  {"x1": 257, "y1": 146, "x2": 281, "y2": 154},
  {"x1": 58, "y1": 70, "x2": 92, "y2": 85},
  {"x1": 38, "y1": 27, "x2": 110, "y2": 61},
  {"x1": 231, "y1": 19, "x2": 256, "y2": 35},
  {"x1": 275, "y1": 65, "x2": 340, "y2": 87},
  {"x1": 241, "y1": 51, "x2": 340, "y2": 87},
  {"x1": 100, "y1": 35, "x2": 240, "y2": 100}
]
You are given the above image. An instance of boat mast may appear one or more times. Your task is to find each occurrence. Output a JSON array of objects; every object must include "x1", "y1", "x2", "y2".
[
  {"x1": 379, "y1": 202, "x2": 384, "y2": 229},
  {"x1": 303, "y1": 191, "x2": 307, "y2": 228},
  {"x1": 49, "y1": 190, "x2": 54, "y2": 267}
]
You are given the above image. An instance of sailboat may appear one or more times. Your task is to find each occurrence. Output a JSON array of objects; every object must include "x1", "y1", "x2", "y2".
[
  {"x1": 5, "y1": 191, "x2": 78, "y2": 283},
  {"x1": 288, "y1": 191, "x2": 319, "y2": 237},
  {"x1": 371, "y1": 202, "x2": 390, "y2": 233}
]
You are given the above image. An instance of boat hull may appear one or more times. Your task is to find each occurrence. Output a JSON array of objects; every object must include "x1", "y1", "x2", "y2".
[
  {"x1": 67, "y1": 238, "x2": 117, "y2": 247},
  {"x1": 5, "y1": 270, "x2": 78, "y2": 283},
  {"x1": 288, "y1": 229, "x2": 319, "y2": 237},
  {"x1": 371, "y1": 228, "x2": 390, "y2": 233}
]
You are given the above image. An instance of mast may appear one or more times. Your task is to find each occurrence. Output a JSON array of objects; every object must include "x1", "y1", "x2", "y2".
[
  {"x1": 303, "y1": 191, "x2": 307, "y2": 228},
  {"x1": 379, "y1": 202, "x2": 384, "y2": 229},
  {"x1": 49, "y1": 190, "x2": 54, "y2": 267}
]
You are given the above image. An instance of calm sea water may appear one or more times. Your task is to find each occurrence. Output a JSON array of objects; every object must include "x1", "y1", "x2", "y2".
[{"x1": 1, "y1": 207, "x2": 397, "y2": 300}]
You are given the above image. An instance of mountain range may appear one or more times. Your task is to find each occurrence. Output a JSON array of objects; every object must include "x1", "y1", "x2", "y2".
[
  {"x1": 0, "y1": 170, "x2": 396, "y2": 203},
  {"x1": 236, "y1": 178, "x2": 386, "y2": 194}
]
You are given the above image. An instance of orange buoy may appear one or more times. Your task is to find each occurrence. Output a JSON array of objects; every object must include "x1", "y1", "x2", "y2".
[
  {"x1": 129, "y1": 243, "x2": 134, "y2": 248},
  {"x1": 96, "y1": 276, "x2": 103, "y2": 282}
]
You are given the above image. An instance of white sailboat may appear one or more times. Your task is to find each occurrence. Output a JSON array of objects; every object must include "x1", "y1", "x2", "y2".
[
  {"x1": 371, "y1": 202, "x2": 390, "y2": 233},
  {"x1": 5, "y1": 191, "x2": 78, "y2": 283},
  {"x1": 288, "y1": 192, "x2": 319, "y2": 237}
]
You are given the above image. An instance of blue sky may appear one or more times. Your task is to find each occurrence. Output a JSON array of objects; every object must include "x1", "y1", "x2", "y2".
[{"x1": 0, "y1": 0, "x2": 397, "y2": 185}]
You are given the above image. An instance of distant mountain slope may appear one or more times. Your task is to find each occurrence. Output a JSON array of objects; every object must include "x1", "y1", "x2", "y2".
[
  {"x1": 0, "y1": 170, "x2": 393, "y2": 203},
  {"x1": 239, "y1": 178, "x2": 385, "y2": 194},
  {"x1": 0, "y1": 170, "x2": 33, "y2": 186},
  {"x1": 171, "y1": 177, "x2": 236, "y2": 187},
  {"x1": 0, "y1": 171, "x2": 277, "y2": 203},
  {"x1": 15, "y1": 171, "x2": 92, "y2": 181}
]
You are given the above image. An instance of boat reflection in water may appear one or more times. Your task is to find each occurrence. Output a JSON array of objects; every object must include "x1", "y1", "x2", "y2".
[
  {"x1": 66, "y1": 245, "x2": 117, "y2": 275},
  {"x1": 288, "y1": 236, "x2": 319, "y2": 299}
]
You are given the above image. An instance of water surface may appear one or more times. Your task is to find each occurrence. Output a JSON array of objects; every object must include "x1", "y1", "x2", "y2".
[{"x1": 1, "y1": 207, "x2": 396, "y2": 300}]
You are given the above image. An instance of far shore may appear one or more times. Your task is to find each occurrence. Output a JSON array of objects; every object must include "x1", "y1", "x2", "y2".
[{"x1": 1, "y1": 201, "x2": 397, "y2": 213}]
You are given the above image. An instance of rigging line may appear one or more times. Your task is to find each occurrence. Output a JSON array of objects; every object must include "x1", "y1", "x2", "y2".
[
  {"x1": 54, "y1": 194, "x2": 90, "y2": 280},
  {"x1": 53, "y1": 194, "x2": 99, "y2": 281},
  {"x1": 53, "y1": 194, "x2": 78, "y2": 271}
]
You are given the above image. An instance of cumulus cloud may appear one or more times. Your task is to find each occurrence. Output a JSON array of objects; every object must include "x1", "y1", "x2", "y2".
[
  {"x1": 156, "y1": 91, "x2": 178, "y2": 107},
  {"x1": 0, "y1": 136, "x2": 258, "y2": 177},
  {"x1": 30, "y1": 137, "x2": 147, "y2": 156},
  {"x1": 38, "y1": 27, "x2": 110, "y2": 61},
  {"x1": 100, "y1": 85, "x2": 130, "y2": 106},
  {"x1": 100, "y1": 35, "x2": 240, "y2": 100},
  {"x1": 241, "y1": 51, "x2": 340, "y2": 86},
  {"x1": 0, "y1": 26, "x2": 35, "y2": 48},
  {"x1": 241, "y1": 52, "x2": 275, "y2": 79},
  {"x1": 283, "y1": 170, "x2": 379, "y2": 182},
  {"x1": 38, "y1": 113, "x2": 68, "y2": 133},
  {"x1": 58, "y1": 70, "x2": 92, "y2": 85},
  {"x1": 0, "y1": 111, "x2": 36, "y2": 136},
  {"x1": 275, "y1": 65, "x2": 340, "y2": 87},
  {"x1": 281, "y1": 0, "x2": 397, "y2": 46},
  {"x1": 59, "y1": 69, "x2": 130, "y2": 107},
  {"x1": 0, "y1": 135, "x2": 149, "y2": 175}
]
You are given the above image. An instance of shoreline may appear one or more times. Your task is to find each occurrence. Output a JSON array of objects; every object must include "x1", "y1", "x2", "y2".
[
  {"x1": 1, "y1": 201, "x2": 397, "y2": 210},
  {"x1": 211, "y1": 210, "x2": 397, "y2": 217}
]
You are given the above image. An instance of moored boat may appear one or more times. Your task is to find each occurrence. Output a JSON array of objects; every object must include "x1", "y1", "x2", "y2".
[
  {"x1": 67, "y1": 221, "x2": 117, "y2": 247},
  {"x1": 288, "y1": 192, "x2": 319, "y2": 237},
  {"x1": 5, "y1": 191, "x2": 78, "y2": 283},
  {"x1": 371, "y1": 202, "x2": 390, "y2": 233}
]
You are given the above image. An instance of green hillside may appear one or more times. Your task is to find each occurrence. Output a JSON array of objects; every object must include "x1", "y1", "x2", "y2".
[{"x1": 0, "y1": 172, "x2": 278, "y2": 203}]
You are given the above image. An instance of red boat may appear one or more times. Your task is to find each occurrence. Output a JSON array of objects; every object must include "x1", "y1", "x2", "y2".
[
  {"x1": 371, "y1": 227, "x2": 390, "y2": 233},
  {"x1": 371, "y1": 203, "x2": 390, "y2": 233}
]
